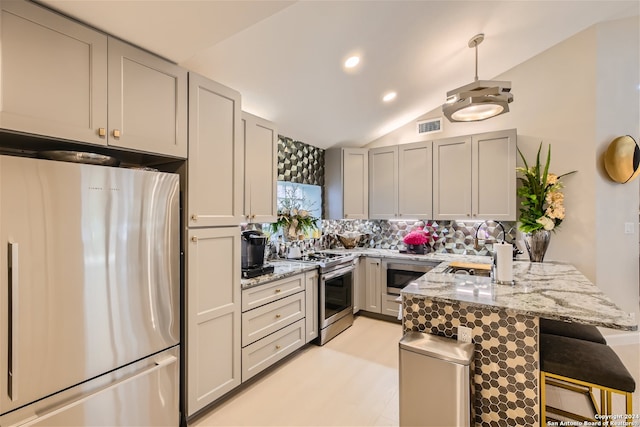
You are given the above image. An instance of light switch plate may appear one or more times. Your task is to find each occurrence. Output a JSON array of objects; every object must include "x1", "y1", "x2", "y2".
[
  {"x1": 458, "y1": 326, "x2": 472, "y2": 343},
  {"x1": 624, "y1": 222, "x2": 635, "y2": 234}
]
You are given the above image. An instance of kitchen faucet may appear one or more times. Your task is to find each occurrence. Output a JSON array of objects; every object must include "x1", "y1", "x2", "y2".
[{"x1": 474, "y1": 221, "x2": 522, "y2": 259}]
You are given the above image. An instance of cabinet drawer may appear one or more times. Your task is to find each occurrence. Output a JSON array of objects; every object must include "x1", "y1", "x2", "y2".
[
  {"x1": 382, "y1": 294, "x2": 402, "y2": 319},
  {"x1": 242, "y1": 292, "x2": 305, "y2": 347},
  {"x1": 241, "y1": 319, "x2": 305, "y2": 382},
  {"x1": 242, "y1": 274, "x2": 304, "y2": 312}
]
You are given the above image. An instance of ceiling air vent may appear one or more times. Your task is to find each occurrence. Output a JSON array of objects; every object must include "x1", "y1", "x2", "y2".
[{"x1": 416, "y1": 118, "x2": 442, "y2": 135}]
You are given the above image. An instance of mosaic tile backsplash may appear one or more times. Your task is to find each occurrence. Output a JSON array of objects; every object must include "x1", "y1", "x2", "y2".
[{"x1": 322, "y1": 219, "x2": 518, "y2": 256}]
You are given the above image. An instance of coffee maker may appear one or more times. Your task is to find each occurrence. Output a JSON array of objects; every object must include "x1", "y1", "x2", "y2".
[{"x1": 241, "y1": 229, "x2": 274, "y2": 279}]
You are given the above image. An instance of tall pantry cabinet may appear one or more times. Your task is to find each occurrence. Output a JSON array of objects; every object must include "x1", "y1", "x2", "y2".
[{"x1": 185, "y1": 72, "x2": 243, "y2": 416}]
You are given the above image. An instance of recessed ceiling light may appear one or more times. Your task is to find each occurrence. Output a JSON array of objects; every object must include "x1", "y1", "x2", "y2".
[
  {"x1": 344, "y1": 56, "x2": 360, "y2": 68},
  {"x1": 383, "y1": 92, "x2": 397, "y2": 102}
]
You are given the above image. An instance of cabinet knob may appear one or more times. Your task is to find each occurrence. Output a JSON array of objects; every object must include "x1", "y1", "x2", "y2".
[
  {"x1": 466, "y1": 213, "x2": 471, "y2": 217},
  {"x1": 191, "y1": 214, "x2": 198, "y2": 222},
  {"x1": 113, "y1": 129, "x2": 121, "y2": 139},
  {"x1": 191, "y1": 236, "x2": 198, "y2": 243},
  {"x1": 275, "y1": 288, "x2": 281, "y2": 293},
  {"x1": 98, "y1": 128, "x2": 106, "y2": 137},
  {"x1": 275, "y1": 314, "x2": 281, "y2": 318},
  {"x1": 275, "y1": 344, "x2": 281, "y2": 350},
  {"x1": 344, "y1": 214, "x2": 348, "y2": 218}
]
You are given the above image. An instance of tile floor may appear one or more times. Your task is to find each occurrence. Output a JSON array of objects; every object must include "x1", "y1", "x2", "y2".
[{"x1": 192, "y1": 315, "x2": 640, "y2": 427}]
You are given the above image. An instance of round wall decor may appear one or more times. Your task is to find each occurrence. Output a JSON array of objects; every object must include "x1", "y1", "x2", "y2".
[{"x1": 603, "y1": 135, "x2": 640, "y2": 184}]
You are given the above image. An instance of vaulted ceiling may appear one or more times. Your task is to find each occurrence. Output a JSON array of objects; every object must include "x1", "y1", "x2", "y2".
[{"x1": 39, "y1": 0, "x2": 639, "y2": 149}]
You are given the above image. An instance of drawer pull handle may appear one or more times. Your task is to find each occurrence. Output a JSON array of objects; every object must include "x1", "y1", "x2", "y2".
[
  {"x1": 275, "y1": 345, "x2": 281, "y2": 350},
  {"x1": 98, "y1": 127, "x2": 106, "y2": 137},
  {"x1": 275, "y1": 314, "x2": 281, "y2": 318},
  {"x1": 275, "y1": 289, "x2": 281, "y2": 293},
  {"x1": 113, "y1": 129, "x2": 121, "y2": 139},
  {"x1": 191, "y1": 236, "x2": 198, "y2": 243}
]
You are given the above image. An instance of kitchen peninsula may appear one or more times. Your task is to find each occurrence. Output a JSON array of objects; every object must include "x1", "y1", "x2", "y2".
[{"x1": 401, "y1": 260, "x2": 637, "y2": 426}]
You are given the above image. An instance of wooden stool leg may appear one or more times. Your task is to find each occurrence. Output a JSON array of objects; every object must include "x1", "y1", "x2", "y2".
[{"x1": 540, "y1": 372, "x2": 547, "y2": 423}]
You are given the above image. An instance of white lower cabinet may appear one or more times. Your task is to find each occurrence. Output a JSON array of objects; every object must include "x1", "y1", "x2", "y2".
[
  {"x1": 364, "y1": 258, "x2": 382, "y2": 313},
  {"x1": 185, "y1": 227, "x2": 241, "y2": 416},
  {"x1": 382, "y1": 294, "x2": 402, "y2": 319},
  {"x1": 241, "y1": 272, "x2": 308, "y2": 382},
  {"x1": 241, "y1": 319, "x2": 306, "y2": 382},
  {"x1": 353, "y1": 257, "x2": 366, "y2": 313},
  {"x1": 305, "y1": 269, "x2": 319, "y2": 342}
]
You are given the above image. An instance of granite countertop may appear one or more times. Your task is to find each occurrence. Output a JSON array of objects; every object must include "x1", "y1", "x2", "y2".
[
  {"x1": 320, "y1": 247, "x2": 494, "y2": 264},
  {"x1": 402, "y1": 260, "x2": 637, "y2": 331},
  {"x1": 240, "y1": 261, "x2": 317, "y2": 289}
]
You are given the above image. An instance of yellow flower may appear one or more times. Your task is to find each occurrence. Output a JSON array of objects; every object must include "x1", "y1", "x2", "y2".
[
  {"x1": 545, "y1": 191, "x2": 564, "y2": 205},
  {"x1": 546, "y1": 173, "x2": 559, "y2": 185}
]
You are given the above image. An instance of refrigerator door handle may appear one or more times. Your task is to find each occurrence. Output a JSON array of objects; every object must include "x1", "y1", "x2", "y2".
[
  {"x1": 8, "y1": 241, "x2": 18, "y2": 402},
  {"x1": 10, "y1": 354, "x2": 178, "y2": 427}
]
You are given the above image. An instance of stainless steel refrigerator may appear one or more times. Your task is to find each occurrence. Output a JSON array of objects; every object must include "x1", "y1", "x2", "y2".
[{"x1": 0, "y1": 155, "x2": 180, "y2": 426}]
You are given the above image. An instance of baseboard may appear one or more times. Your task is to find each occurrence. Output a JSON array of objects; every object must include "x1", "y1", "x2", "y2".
[{"x1": 601, "y1": 330, "x2": 640, "y2": 346}]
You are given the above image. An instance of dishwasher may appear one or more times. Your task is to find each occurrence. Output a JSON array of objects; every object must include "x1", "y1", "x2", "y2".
[{"x1": 399, "y1": 331, "x2": 475, "y2": 427}]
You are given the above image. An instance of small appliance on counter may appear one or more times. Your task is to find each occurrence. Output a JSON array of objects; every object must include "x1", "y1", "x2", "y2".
[{"x1": 241, "y1": 229, "x2": 274, "y2": 279}]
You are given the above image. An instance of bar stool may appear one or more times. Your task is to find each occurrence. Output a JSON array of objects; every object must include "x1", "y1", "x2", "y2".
[
  {"x1": 540, "y1": 318, "x2": 607, "y2": 344},
  {"x1": 540, "y1": 333, "x2": 635, "y2": 423}
]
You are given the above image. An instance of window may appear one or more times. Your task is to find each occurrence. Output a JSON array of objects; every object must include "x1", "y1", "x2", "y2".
[{"x1": 277, "y1": 182, "x2": 322, "y2": 220}]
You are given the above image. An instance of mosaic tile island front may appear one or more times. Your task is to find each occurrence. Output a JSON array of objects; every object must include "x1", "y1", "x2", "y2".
[{"x1": 401, "y1": 259, "x2": 637, "y2": 427}]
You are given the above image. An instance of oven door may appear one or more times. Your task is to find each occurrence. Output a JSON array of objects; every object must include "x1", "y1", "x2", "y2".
[
  {"x1": 319, "y1": 265, "x2": 354, "y2": 329},
  {"x1": 384, "y1": 261, "x2": 433, "y2": 295}
]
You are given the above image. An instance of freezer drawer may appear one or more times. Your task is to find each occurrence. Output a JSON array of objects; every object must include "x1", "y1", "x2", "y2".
[{"x1": 0, "y1": 346, "x2": 179, "y2": 427}]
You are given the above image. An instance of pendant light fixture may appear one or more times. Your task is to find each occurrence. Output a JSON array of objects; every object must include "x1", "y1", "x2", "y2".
[{"x1": 442, "y1": 33, "x2": 513, "y2": 122}]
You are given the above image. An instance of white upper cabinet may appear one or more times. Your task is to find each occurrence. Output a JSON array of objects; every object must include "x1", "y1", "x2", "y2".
[
  {"x1": 188, "y1": 72, "x2": 243, "y2": 227},
  {"x1": 242, "y1": 112, "x2": 277, "y2": 224},
  {"x1": 433, "y1": 129, "x2": 516, "y2": 221},
  {"x1": 398, "y1": 141, "x2": 433, "y2": 219},
  {"x1": 0, "y1": 0, "x2": 108, "y2": 145},
  {"x1": 369, "y1": 141, "x2": 433, "y2": 220},
  {"x1": 325, "y1": 147, "x2": 368, "y2": 220},
  {"x1": 0, "y1": 0, "x2": 187, "y2": 158},
  {"x1": 472, "y1": 130, "x2": 517, "y2": 220},
  {"x1": 107, "y1": 38, "x2": 187, "y2": 158},
  {"x1": 369, "y1": 146, "x2": 398, "y2": 220}
]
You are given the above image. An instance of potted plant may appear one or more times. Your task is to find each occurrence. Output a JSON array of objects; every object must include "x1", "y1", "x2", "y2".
[
  {"x1": 516, "y1": 143, "x2": 576, "y2": 262},
  {"x1": 270, "y1": 185, "x2": 319, "y2": 240}
]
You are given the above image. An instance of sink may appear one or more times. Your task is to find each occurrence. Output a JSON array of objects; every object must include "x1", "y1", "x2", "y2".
[{"x1": 442, "y1": 265, "x2": 492, "y2": 277}]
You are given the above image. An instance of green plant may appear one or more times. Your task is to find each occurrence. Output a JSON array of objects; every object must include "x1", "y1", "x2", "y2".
[{"x1": 516, "y1": 143, "x2": 576, "y2": 233}]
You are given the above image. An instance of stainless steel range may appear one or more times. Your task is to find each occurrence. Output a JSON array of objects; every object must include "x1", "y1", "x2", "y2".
[{"x1": 301, "y1": 252, "x2": 356, "y2": 345}]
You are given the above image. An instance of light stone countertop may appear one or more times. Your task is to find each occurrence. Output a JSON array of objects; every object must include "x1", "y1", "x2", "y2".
[
  {"x1": 240, "y1": 261, "x2": 318, "y2": 290},
  {"x1": 402, "y1": 260, "x2": 637, "y2": 331}
]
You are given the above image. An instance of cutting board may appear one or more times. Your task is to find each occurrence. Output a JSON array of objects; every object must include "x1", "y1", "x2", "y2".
[{"x1": 448, "y1": 261, "x2": 492, "y2": 270}]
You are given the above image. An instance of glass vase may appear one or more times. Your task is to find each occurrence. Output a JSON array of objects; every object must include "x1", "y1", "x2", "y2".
[{"x1": 523, "y1": 230, "x2": 551, "y2": 262}]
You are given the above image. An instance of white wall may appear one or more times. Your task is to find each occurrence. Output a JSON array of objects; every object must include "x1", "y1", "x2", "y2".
[{"x1": 366, "y1": 17, "x2": 640, "y2": 318}]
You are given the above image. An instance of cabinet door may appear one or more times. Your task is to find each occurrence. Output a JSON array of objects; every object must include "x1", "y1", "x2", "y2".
[
  {"x1": 472, "y1": 129, "x2": 517, "y2": 220},
  {"x1": 369, "y1": 146, "x2": 398, "y2": 219},
  {"x1": 243, "y1": 112, "x2": 277, "y2": 223},
  {"x1": 352, "y1": 257, "x2": 366, "y2": 314},
  {"x1": 433, "y1": 136, "x2": 472, "y2": 220},
  {"x1": 305, "y1": 269, "x2": 319, "y2": 343},
  {"x1": 187, "y1": 73, "x2": 243, "y2": 227},
  {"x1": 0, "y1": 0, "x2": 107, "y2": 144},
  {"x1": 364, "y1": 258, "x2": 381, "y2": 313},
  {"x1": 186, "y1": 227, "x2": 241, "y2": 416},
  {"x1": 342, "y1": 148, "x2": 369, "y2": 219},
  {"x1": 108, "y1": 38, "x2": 187, "y2": 158},
  {"x1": 398, "y1": 141, "x2": 433, "y2": 219}
]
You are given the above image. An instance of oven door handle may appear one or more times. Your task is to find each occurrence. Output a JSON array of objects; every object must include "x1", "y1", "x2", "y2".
[{"x1": 321, "y1": 265, "x2": 354, "y2": 282}]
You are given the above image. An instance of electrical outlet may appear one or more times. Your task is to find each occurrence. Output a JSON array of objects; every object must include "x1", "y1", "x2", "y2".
[
  {"x1": 624, "y1": 222, "x2": 635, "y2": 234},
  {"x1": 458, "y1": 326, "x2": 472, "y2": 343}
]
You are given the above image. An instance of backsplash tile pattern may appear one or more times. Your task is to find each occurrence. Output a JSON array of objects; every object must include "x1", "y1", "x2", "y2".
[
  {"x1": 277, "y1": 136, "x2": 324, "y2": 186},
  {"x1": 322, "y1": 219, "x2": 517, "y2": 255},
  {"x1": 403, "y1": 297, "x2": 539, "y2": 426}
]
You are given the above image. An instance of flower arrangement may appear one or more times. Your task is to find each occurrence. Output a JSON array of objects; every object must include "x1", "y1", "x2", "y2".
[
  {"x1": 403, "y1": 227, "x2": 432, "y2": 254},
  {"x1": 516, "y1": 143, "x2": 576, "y2": 233},
  {"x1": 270, "y1": 186, "x2": 319, "y2": 240},
  {"x1": 403, "y1": 228, "x2": 430, "y2": 245}
]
